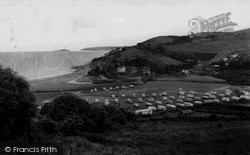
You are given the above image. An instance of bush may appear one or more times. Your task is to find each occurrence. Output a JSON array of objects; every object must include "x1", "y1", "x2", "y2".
[
  {"x1": 39, "y1": 93, "x2": 137, "y2": 135},
  {"x1": 81, "y1": 116, "x2": 97, "y2": 132},
  {"x1": 209, "y1": 114, "x2": 218, "y2": 121},
  {"x1": 44, "y1": 93, "x2": 91, "y2": 121},
  {"x1": 110, "y1": 113, "x2": 127, "y2": 125},
  {"x1": 103, "y1": 106, "x2": 136, "y2": 126},
  {"x1": 214, "y1": 70, "x2": 250, "y2": 85},
  {"x1": 120, "y1": 108, "x2": 136, "y2": 122},
  {"x1": 0, "y1": 66, "x2": 37, "y2": 142},
  {"x1": 61, "y1": 116, "x2": 86, "y2": 136},
  {"x1": 39, "y1": 101, "x2": 53, "y2": 116},
  {"x1": 86, "y1": 106, "x2": 110, "y2": 132},
  {"x1": 103, "y1": 105, "x2": 121, "y2": 116},
  {"x1": 38, "y1": 118, "x2": 59, "y2": 134}
]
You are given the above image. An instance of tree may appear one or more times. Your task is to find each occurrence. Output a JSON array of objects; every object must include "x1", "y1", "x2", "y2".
[
  {"x1": 39, "y1": 93, "x2": 136, "y2": 134},
  {"x1": 61, "y1": 116, "x2": 85, "y2": 136},
  {"x1": 0, "y1": 66, "x2": 37, "y2": 142},
  {"x1": 60, "y1": 116, "x2": 97, "y2": 136},
  {"x1": 38, "y1": 117, "x2": 59, "y2": 134},
  {"x1": 86, "y1": 106, "x2": 109, "y2": 132},
  {"x1": 42, "y1": 93, "x2": 91, "y2": 122},
  {"x1": 39, "y1": 101, "x2": 53, "y2": 116}
]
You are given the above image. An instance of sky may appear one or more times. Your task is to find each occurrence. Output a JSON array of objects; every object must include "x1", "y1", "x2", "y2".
[{"x1": 0, "y1": 0, "x2": 249, "y2": 52}]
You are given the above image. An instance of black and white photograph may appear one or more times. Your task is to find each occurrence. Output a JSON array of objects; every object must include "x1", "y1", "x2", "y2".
[{"x1": 0, "y1": 0, "x2": 250, "y2": 154}]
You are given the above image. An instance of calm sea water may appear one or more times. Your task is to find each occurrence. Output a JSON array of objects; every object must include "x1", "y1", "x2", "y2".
[{"x1": 0, "y1": 50, "x2": 110, "y2": 80}]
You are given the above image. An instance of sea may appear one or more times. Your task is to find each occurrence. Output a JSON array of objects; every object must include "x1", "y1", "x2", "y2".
[{"x1": 0, "y1": 50, "x2": 110, "y2": 80}]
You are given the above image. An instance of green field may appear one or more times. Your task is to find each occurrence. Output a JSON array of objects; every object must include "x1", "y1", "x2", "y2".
[
  {"x1": 34, "y1": 79, "x2": 248, "y2": 109},
  {"x1": 58, "y1": 118, "x2": 250, "y2": 154},
  {"x1": 157, "y1": 75, "x2": 226, "y2": 83},
  {"x1": 32, "y1": 73, "x2": 250, "y2": 112},
  {"x1": 32, "y1": 73, "x2": 250, "y2": 154}
]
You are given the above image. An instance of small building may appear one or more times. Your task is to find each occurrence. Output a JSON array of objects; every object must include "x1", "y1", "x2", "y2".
[{"x1": 117, "y1": 66, "x2": 126, "y2": 73}]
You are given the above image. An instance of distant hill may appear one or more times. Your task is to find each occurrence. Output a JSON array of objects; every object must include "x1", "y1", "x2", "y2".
[
  {"x1": 143, "y1": 29, "x2": 250, "y2": 55},
  {"x1": 88, "y1": 28, "x2": 250, "y2": 77},
  {"x1": 56, "y1": 49, "x2": 70, "y2": 51},
  {"x1": 81, "y1": 46, "x2": 120, "y2": 51}
]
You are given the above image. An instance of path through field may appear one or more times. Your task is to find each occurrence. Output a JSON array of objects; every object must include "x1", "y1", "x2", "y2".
[{"x1": 67, "y1": 75, "x2": 92, "y2": 84}]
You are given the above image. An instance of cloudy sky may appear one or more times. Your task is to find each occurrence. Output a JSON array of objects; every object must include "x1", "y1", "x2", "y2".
[{"x1": 0, "y1": 0, "x2": 249, "y2": 51}]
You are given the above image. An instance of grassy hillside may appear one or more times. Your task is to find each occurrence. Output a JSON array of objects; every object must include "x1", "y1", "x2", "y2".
[
  {"x1": 140, "y1": 28, "x2": 250, "y2": 62},
  {"x1": 88, "y1": 29, "x2": 250, "y2": 80},
  {"x1": 143, "y1": 29, "x2": 250, "y2": 54}
]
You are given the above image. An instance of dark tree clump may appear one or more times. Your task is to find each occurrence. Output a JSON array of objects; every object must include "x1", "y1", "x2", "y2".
[
  {"x1": 42, "y1": 93, "x2": 91, "y2": 122},
  {"x1": 0, "y1": 66, "x2": 37, "y2": 142}
]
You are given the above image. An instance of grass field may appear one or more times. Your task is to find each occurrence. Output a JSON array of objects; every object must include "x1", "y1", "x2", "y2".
[
  {"x1": 58, "y1": 119, "x2": 250, "y2": 154},
  {"x1": 157, "y1": 75, "x2": 226, "y2": 83},
  {"x1": 34, "y1": 79, "x2": 238, "y2": 109},
  {"x1": 85, "y1": 81, "x2": 230, "y2": 111},
  {"x1": 32, "y1": 73, "x2": 250, "y2": 154},
  {"x1": 32, "y1": 73, "x2": 250, "y2": 111}
]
